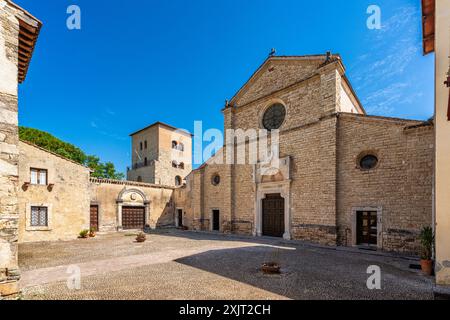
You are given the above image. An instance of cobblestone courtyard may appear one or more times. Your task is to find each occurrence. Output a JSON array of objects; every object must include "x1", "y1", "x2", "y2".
[{"x1": 18, "y1": 230, "x2": 434, "y2": 300}]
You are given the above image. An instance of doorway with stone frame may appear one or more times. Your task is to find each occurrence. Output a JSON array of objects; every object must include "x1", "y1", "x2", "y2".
[
  {"x1": 351, "y1": 207, "x2": 383, "y2": 250},
  {"x1": 254, "y1": 157, "x2": 292, "y2": 240}
]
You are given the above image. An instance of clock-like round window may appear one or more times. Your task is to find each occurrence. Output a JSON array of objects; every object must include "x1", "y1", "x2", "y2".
[{"x1": 262, "y1": 103, "x2": 286, "y2": 130}]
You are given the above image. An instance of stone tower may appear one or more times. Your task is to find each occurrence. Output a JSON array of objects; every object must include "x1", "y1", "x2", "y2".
[
  {"x1": 0, "y1": 0, "x2": 41, "y2": 297},
  {"x1": 127, "y1": 122, "x2": 192, "y2": 187}
]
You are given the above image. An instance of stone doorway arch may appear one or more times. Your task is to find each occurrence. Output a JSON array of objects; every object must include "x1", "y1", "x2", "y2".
[{"x1": 116, "y1": 188, "x2": 151, "y2": 231}]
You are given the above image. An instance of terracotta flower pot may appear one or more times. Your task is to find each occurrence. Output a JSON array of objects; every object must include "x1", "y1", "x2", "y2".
[
  {"x1": 135, "y1": 233, "x2": 146, "y2": 243},
  {"x1": 261, "y1": 262, "x2": 281, "y2": 274},
  {"x1": 420, "y1": 259, "x2": 433, "y2": 276}
]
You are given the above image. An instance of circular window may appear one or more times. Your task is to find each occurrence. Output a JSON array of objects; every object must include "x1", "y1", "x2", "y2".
[
  {"x1": 262, "y1": 103, "x2": 286, "y2": 130},
  {"x1": 212, "y1": 174, "x2": 221, "y2": 186},
  {"x1": 359, "y1": 155, "x2": 378, "y2": 170}
]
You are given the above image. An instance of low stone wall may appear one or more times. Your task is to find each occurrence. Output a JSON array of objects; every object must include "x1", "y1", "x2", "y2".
[
  {"x1": 231, "y1": 220, "x2": 253, "y2": 235},
  {"x1": 291, "y1": 224, "x2": 337, "y2": 246},
  {"x1": 382, "y1": 229, "x2": 421, "y2": 255}
]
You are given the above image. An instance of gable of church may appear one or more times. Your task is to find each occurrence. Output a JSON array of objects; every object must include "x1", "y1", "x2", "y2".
[{"x1": 230, "y1": 57, "x2": 325, "y2": 107}]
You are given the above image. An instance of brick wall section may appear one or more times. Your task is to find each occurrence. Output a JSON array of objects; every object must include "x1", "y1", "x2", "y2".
[
  {"x1": 234, "y1": 58, "x2": 321, "y2": 106},
  {"x1": 0, "y1": 3, "x2": 20, "y2": 296},
  {"x1": 283, "y1": 115, "x2": 338, "y2": 245},
  {"x1": 336, "y1": 114, "x2": 434, "y2": 254}
]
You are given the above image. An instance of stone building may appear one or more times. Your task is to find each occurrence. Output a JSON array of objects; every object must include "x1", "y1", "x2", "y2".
[
  {"x1": 16, "y1": 145, "x2": 176, "y2": 243},
  {"x1": 18, "y1": 141, "x2": 91, "y2": 243},
  {"x1": 176, "y1": 54, "x2": 434, "y2": 254},
  {"x1": 0, "y1": 0, "x2": 41, "y2": 297},
  {"x1": 127, "y1": 122, "x2": 192, "y2": 187}
]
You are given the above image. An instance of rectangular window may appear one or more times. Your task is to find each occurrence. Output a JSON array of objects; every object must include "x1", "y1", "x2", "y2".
[
  {"x1": 30, "y1": 168, "x2": 47, "y2": 185},
  {"x1": 31, "y1": 206, "x2": 48, "y2": 227},
  {"x1": 144, "y1": 140, "x2": 147, "y2": 149},
  {"x1": 140, "y1": 142, "x2": 143, "y2": 150}
]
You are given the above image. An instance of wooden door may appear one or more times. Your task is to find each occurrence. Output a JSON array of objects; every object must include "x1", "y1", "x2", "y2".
[
  {"x1": 357, "y1": 211, "x2": 377, "y2": 245},
  {"x1": 262, "y1": 194, "x2": 285, "y2": 237},
  {"x1": 213, "y1": 210, "x2": 220, "y2": 231},
  {"x1": 90, "y1": 205, "x2": 99, "y2": 232},
  {"x1": 178, "y1": 209, "x2": 183, "y2": 227},
  {"x1": 122, "y1": 207, "x2": 145, "y2": 230}
]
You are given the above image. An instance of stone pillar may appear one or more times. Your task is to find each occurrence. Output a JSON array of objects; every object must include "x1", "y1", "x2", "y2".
[
  {"x1": 222, "y1": 107, "x2": 235, "y2": 232},
  {"x1": 0, "y1": 1, "x2": 20, "y2": 297}
]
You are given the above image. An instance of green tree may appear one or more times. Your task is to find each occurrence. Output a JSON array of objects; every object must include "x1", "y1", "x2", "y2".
[{"x1": 19, "y1": 126, "x2": 125, "y2": 180}]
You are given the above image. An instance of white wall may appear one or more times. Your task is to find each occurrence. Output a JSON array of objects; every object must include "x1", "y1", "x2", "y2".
[{"x1": 435, "y1": 0, "x2": 450, "y2": 286}]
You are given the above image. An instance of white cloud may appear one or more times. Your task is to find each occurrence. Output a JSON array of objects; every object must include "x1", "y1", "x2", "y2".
[{"x1": 347, "y1": 5, "x2": 424, "y2": 116}]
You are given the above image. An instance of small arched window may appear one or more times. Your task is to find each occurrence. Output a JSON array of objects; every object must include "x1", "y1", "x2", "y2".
[
  {"x1": 137, "y1": 176, "x2": 143, "y2": 182},
  {"x1": 179, "y1": 162, "x2": 185, "y2": 169},
  {"x1": 175, "y1": 176, "x2": 182, "y2": 186},
  {"x1": 172, "y1": 161, "x2": 178, "y2": 168},
  {"x1": 179, "y1": 143, "x2": 185, "y2": 152},
  {"x1": 172, "y1": 141, "x2": 178, "y2": 149},
  {"x1": 144, "y1": 158, "x2": 148, "y2": 166}
]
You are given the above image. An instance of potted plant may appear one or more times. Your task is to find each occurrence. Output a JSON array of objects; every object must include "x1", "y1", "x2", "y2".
[
  {"x1": 419, "y1": 226, "x2": 434, "y2": 276},
  {"x1": 135, "y1": 232, "x2": 146, "y2": 243},
  {"x1": 89, "y1": 228, "x2": 96, "y2": 238},
  {"x1": 79, "y1": 229, "x2": 89, "y2": 239}
]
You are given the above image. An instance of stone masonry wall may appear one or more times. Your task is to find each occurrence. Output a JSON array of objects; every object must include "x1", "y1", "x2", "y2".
[
  {"x1": 0, "y1": 2, "x2": 20, "y2": 296},
  {"x1": 336, "y1": 114, "x2": 434, "y2": 254},
  {"x1": 225, "y1": 59, "x2": 343, "y2": 245}
]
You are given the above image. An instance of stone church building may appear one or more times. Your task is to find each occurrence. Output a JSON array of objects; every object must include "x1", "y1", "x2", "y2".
[{"x1": 175, "y1": 54, "x2": 434, "y2": 254}]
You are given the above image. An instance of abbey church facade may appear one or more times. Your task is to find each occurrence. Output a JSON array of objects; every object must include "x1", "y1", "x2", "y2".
[{"x1": 175, "y1": 54, "x2": 434, "y2": 253}]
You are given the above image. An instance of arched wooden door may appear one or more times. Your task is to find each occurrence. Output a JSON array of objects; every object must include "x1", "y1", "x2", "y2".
[{"x1": 262, "y1": 194, "x2": 285, "y2": 237}]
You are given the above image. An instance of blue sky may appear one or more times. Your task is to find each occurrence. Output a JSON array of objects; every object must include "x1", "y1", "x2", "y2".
[{"x1": 15, "y1": 0, "x2": 434, "y2": 173}]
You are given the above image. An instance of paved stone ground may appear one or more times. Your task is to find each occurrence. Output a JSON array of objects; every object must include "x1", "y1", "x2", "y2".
[{"x1": 18, "y1": 230, "x2": 435, "y2": 300}]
